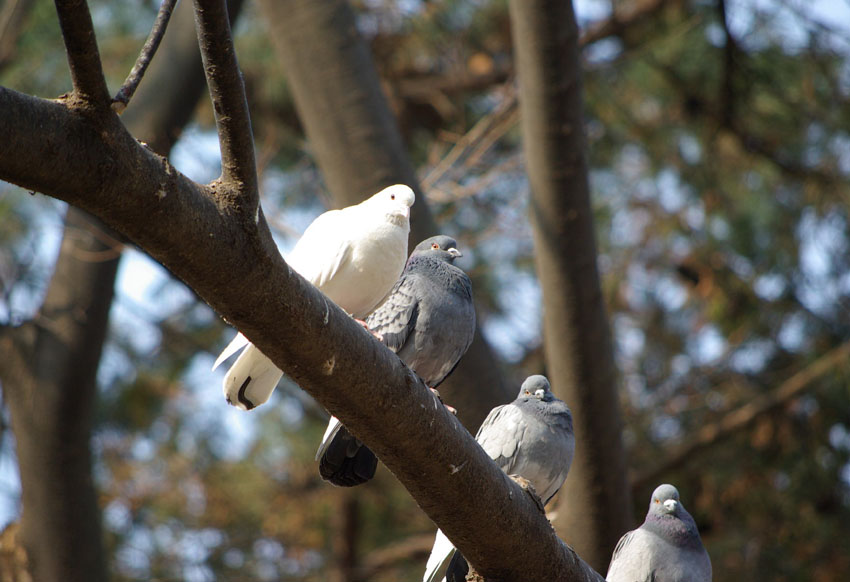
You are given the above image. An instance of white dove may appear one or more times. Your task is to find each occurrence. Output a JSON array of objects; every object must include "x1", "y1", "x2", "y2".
[{"x1": 213, "y1": 184, "x2": 415, "y2": 410}]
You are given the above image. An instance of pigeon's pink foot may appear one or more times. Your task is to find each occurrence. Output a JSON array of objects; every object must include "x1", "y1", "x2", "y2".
[
  {"x1": 430, "y1": 387, "x2": 457, "y2": 415},
  {"x1": 354, "y1": 318, "x2": 383, "y2": 341}
]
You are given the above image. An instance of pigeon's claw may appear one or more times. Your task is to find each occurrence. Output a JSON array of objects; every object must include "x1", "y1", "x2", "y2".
[
  {"x1": 354, "y1": 318, "x2": 384, "y2": 341},
  {"x1": 429, "y1": 387, "x2": 457, "y2": 415}
]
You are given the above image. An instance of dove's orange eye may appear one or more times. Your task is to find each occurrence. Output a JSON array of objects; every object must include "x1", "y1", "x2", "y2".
[{"x1": 390, "y1": 194, "x2": 396, "y2": 200}]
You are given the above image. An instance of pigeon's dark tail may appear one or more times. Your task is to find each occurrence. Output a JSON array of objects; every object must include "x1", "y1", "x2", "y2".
[
  {"x1": 319, "y1": 426, "x2": 378, "y2": 487},
  {"x1": 446, "y1": 551, "x2": 469, "y2": 582}
]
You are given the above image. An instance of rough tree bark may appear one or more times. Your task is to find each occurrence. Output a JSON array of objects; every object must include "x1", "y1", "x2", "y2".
[
  {"x1": 256, "y1": 0, "x2": 512, "y2": 430},
  {"x1": 0, "y1": 0, "x2": 243, "y2": 579},
  {"x1": 509, "y1": 0, "x2": 632, "y2": 572},
  {"x1": 0, "y1": 1, "x2": 607, "y2": 577}
]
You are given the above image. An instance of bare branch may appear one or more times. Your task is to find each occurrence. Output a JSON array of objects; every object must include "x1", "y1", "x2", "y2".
[
  {"x1": 578, "y1": 0, "x2": 681, "y2": 48},
  {"x1": 112, "y1": 0, "x2": 179, "y2": 114},
  {"x1": 632, "y1": 341, "x2": 850, "y2": 490},
  {"x1": 53, "y1": 0, "x2": 110, "y2": 107},
  {"x1": 192, "y1": 0, "x2": 258, "y2": 209}
]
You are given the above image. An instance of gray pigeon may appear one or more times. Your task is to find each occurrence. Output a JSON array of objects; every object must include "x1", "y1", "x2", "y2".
[
  {"x1": 423, "y1": 375, "x2": 575, "y2": 582},
  {"x1": 606, "y1": 484, "x2": 712, "y2": 582},
  {"x1": 316, "y1": 235, "x2": 476, "y2": 487}
]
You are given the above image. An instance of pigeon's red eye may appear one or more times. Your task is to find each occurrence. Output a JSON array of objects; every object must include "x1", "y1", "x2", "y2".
[{"x1": 432, "y1": 243, "x2": 439, "y2": 249}]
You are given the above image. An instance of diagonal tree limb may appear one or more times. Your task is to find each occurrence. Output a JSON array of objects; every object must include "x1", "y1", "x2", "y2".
[
  {"x1": 112, "y1": 0, "x2": 180, "y2": 114},
  {"x1": 632, "y1": 341, "x2": 850, "y2": 491},
  {"x1": 192, "y1": 0, "x2": 258, "y2": 213},
  {"x1": 0, "y1": 85, "x2": 605, "y2": 582},
  {"x1": 53, "y1": 0, "x2": 110, "y2": 107}
]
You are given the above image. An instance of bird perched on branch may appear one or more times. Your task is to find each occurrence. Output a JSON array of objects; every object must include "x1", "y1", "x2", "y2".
[
  {"x1": 316, "y1": 235, "x2": 476, "y2": 487},
  {"x1": 606, "y1": 484, "x2": 712, "y2": 582},
  {"x1": 423, "y1": 375, "x2": 575, "y2": 582},
  {"x1": 212, "y1": 184, "x2": 415, "y2": 410}
]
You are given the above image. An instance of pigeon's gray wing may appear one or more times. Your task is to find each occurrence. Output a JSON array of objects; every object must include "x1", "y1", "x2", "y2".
[
  {"x1": 606, "y1": 528, "x2": 653, "y2": 582},
  {"x1": 365, "y1": 274, "x2": 419, "y2": 353},
  {"x1": 401, "y1": 275, "x2": 475, "y2": 388},
  {"x1": 474, "y1": 403, "x2": 526, "y2": 470}
]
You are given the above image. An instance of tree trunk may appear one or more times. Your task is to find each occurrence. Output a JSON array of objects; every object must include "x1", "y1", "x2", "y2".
[
  {"x1": 508, "y1": 0, "x2": 632, "y2": 571},
  {"x1": 256, "y1": 0, "x2": 512, "y2": 429},
  {"x1": 0, "y1": 0, "x2": 244, "y2": 579},
  {"x1": 1, "y1": 207, "x2": 118, "y2": 582}
]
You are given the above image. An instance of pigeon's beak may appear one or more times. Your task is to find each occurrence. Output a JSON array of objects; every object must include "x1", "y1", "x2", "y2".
[
  {"x1": 663, "y1": 499, "x2": 678, "y2": 513},
  {"x1": 448, "y1": 247, "x2": 462, "y2": 258}
]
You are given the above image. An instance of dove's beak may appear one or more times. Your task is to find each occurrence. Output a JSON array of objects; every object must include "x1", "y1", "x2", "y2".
[{"x1": 448, "y1": 247, "x2": 462, "y2": 258}]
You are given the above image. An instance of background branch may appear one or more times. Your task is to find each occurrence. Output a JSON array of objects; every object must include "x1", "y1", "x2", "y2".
[
  {"x1": 509, "y1": 0, "x2": 632, "y2": 571},
  {"x1": 632, "y1": 341, "x2": 850, "y2": 490},
  {"x1": 112, "y1": 0, "x2": 179, "y2": 113}
]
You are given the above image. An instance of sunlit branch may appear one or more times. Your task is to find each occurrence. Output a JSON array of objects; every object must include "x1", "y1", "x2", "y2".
[
  {"x1": 53, "y1": 0, "x2": 110, "y2": 106},
  {"x1": 112, "y1": 0, "x2": 179, "y2": 114}
]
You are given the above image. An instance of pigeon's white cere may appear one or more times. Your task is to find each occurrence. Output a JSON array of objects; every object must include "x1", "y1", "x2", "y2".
[{"x1": 214, "y1": 184, "x2": 415, "y2": 411}]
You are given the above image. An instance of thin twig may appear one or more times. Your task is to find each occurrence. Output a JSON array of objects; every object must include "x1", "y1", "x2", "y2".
[
  {"x1": 192, "y1": 0, "x2": 258, "y2": 210},
  {"x1": 54, "y1": 0, "x2": 110, "y2": 106},
  {"x1": 112, "y1": 0, "x2": 179, "y2": 114},
  {"x1": 421, "y1": 86, "x2": 518, "y2": 191},
  {"x1": 632, "y1": 341, "x2": 850, "y2": 490}
]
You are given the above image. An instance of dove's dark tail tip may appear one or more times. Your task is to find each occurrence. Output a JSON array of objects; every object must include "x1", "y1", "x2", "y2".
[
  {"x1": 446, "y1": 551, "x2": 469, "y2": 582},
  {"x1": 319, "y1": 444, "x2": 378, "y2": 487}
]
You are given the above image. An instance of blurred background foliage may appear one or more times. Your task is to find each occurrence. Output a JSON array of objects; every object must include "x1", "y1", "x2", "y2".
[{"x1": 1, "y1": 0, "x2": 849, "y2": 580}]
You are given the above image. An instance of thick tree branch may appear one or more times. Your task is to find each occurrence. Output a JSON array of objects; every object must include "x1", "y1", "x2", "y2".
[
  {"x1": 509, "y1": 0, "x2": 632, "y2": 571},
  {"x1": 193, "y1": 0, "x2": 258, "y2": 208},
  {"x1": 632, "y1": 341, "x2": 850, "y2": 491},
  {"x1": 0, "y1": 86, "x2": 604, "y2": 581},
  {"x1": 53, "y1": 0, "x2": 110, "y2": 107},
  {"x1": 112, "y1": 0, "x2": 179, "y2": 114}
]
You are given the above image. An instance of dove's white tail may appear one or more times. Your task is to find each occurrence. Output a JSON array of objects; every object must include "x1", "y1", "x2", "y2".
[
  {"x1": 214, "y1": 333, "x2": 282, "y2": 410},
  {"x1": 423, "y1": 529, "x2": 454, "y2": 582}
]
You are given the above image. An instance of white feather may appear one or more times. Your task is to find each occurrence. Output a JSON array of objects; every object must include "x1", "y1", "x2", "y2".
[
  {"x1": 423, "y1": 529, "x2": 454, "y2": 582},
  {"x1": 315, "y1": 416, "x2": 343, "y2": 461},
  {"x1": 212, "y1": 332, "x2": 250, "y2": 371}
]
